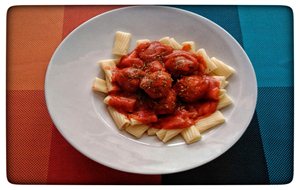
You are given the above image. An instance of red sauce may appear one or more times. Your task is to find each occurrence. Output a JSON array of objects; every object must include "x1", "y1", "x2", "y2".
[
  {"x1": 182, "y1": 44, "x2": 192, "y2": 51},
  {"x1": 108, "y1": 41, "x2": 220, "y2": 129}
]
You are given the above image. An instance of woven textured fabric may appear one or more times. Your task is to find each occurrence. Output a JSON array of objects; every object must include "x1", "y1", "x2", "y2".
[
  {"x1": 7, "y1": 7, "x2": 64, "y2": 90},
  {"x1": 238, "y1": 6, "x2": 294, "y2": 183},
  {"x1": 162, "y1": 112, "x2": 269, "y2": 184},
  {"x1": 6, "y1": 5, "x2": 293, "y2": 184},
  {"x1": 238, "y1": 6, "x2": 293, "y2": 87},
  {"x1": 7, "y1": 90, "x2": 53, "y2": 183},
  {"x1": 47, "y1": 125, "x2": 161, "y2": 184},
  {"x1": 256, "y1": 87, "x2": 294, "y2": 184}
]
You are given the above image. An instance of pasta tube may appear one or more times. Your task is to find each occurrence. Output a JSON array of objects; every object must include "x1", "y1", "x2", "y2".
[
  {"x1": 130, "y1": 118, "x2": 143, "y2": 126},
  {"x1": 196, "y1": 49, "x2": 217, "y2": 73},
  {"x1": 92, "y1": 77, "x2": 108, "y2": 93},
  {"x1": 211, "y1": 57, "x2": 236, "y2": 79},
  {"x1": 103, "y1": 96, "x2": 111, "y2": 104},
  {"x1": 107, "y1": 106, "x2": 130, "y2": 130},
  {"x1": 136, "y1": 39, "x2": 150, "y2": 46},
  {"x1": 163, "y1": 129, "x2": 183, "y2": 143},
  {"x1": 212, "y1": 76, "x2": 228, "y2": 89},
  {"x1": 195, "y1": 111, "x2": 225, "y2": 133},
  {"x1": 181, "y1": 125, "x2": 202, "y2": 144},
  {"x1": 147, "y1": 128, "x2": 159, "y2": 136},
  {"x1": 159, "y1": 37, "x2": 183, "y2": 49},
  {"x1": 125, "y1": 124, "x2": 149, "y2": 138},
  {"x1": 182, "y1": 41, "x2": 196, "y2": 52},
  {"x1": 217, "y1": 93, "x2": 233, "y2": 110},
  {"x1": 156, "y1": 129, "x2": 167, "y2": 141},
  {"x1": 156, "y1": 129, "x2": 183, "y2": 143},
  {"x1": 112, "y1": 31, "x2": 132, "y2": 56},
  {"x1": 159, "y1": 36, "x2": 172, "y2": 46},
  {"x1": 169, "y1": 38, "x2": 183, "y2": 50},
  {"x1": 219, "y1": 89, "x2": 227, "y2": 99},
  {"x1": 98, "y1": 59, "x2": 117, "y2": 70}
]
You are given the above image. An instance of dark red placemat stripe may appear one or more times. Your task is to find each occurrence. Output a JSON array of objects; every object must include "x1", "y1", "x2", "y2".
[
  {"x1": 47, "y1": 125, "x2": 161, "y2": 184},
  {"x1": 46, "y1": 5, "x2": 161, "y2": 184},
  {"x1": 7, "y1": 90, "x2": 54, "y2": 184},
  {"x1": 62, "y1": 5, "x2": 126, "y2": 39}
]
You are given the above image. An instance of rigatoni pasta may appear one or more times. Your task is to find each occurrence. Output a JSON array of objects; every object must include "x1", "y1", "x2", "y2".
[
  {"x1": 181, "y1": 125, "x2": 202, "y2": 144},
  {"x1": 195, "y1": 111, "x2": 225, "y2": 133},
  {"x1": 147, "y1": 128, "x2": 159, "y2": 136},
  {"x1": 196, "y1": 48, "x2": 217, "y2": 73},
  {"x1": 125, "y1": 124, "x2": 149, "y2": 138},
  {"x1": 211, "y1": 57, "x2": 236, "y2": 79},
  {"x1": 93, "y1": 31, "x2": 235, "y2": 144},
  {"x1": 112, "y1": 31, "x2": 132, "y2": 56},
  {"x1": 182, "y1": 41, "x2": 196, "y2": 52},
  {"x1": 107, "y1": 106, "x2": 130, "y2": 130},
  {"x1": 136, "y1": 39, "x2": 150, "y2": 46},
  {"x1": 92, "y1": 77, "x2": 108, "y2": 93}
]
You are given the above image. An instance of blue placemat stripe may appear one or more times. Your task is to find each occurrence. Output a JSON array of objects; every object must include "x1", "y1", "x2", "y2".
[
  {"x1": 162, "y1": 6, "x2": 270, "y2": 184},
  {"x1": 173, "y1": 5, "x2": 244, "y2": 46},
  {"x1": 238, "y1": 6, "x2": 294, "y2": 184},
  {"x1": 162, "y1": 111, "x2": 270, "y2": 184},
  {"x1": 238, "y1": 6, "x2": 293, "y2": 88},
  {"x1": 256, "y1": 87, "x2": 294, "y2": 184}
]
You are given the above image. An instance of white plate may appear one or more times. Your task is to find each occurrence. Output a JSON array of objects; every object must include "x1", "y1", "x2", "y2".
[{"x1": 45, "y1": 6, "x2": 257, "y2": 174}]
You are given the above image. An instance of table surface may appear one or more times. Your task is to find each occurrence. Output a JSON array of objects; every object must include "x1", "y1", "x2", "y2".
[{"x1": 6, "y1": 5, "x2": 293, "y2": 184}]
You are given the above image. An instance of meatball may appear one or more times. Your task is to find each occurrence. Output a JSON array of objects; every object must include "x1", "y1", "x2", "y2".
[
  {"x1": 137, "y1": 41, "x2": 173, "y2": 62},
  {"x1": 144, "y1": 60, "x2": 165, "y2": 73},
  {"x1": 164, "y1": 50, "x2": 199, "y2": 77},
  {"x1": 140, "y1": 71, "x2": 172, "y2": 99},
  {"x1": 153, "y1": 89, "x2": 177, "y2": 115},
  {"x1": 114, "y1": 67, "x2": 145, "y2": 93},
  {"x1": 118, "y1": 51, "x2": 144, "y2": 68},
  {"x1": 173, "y1": 75, "x2": 209, "y2": 102}
]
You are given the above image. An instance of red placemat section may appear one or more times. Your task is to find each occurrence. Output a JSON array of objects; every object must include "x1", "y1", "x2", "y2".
[{"x1": 7, "y1": 5, "x2": 161, "y2": 184}]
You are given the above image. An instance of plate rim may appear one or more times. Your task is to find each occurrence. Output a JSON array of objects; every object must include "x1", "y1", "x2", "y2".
[{"x1": 45, "y1": 5, "x2": 258, "y2": 174}]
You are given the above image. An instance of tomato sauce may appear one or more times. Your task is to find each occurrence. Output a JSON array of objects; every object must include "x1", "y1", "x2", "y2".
[{"x1": 108, "y1": 41, "x2": 220, "y2": 129}]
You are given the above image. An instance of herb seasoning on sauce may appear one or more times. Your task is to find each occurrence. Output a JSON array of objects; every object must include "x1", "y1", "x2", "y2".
[{"x1": 107, "y1": 41, "x2": 220, "y2": 130}]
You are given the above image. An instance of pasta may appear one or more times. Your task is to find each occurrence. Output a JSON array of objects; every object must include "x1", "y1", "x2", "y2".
[
  {"x1": 112, "y1": 31, "x2": 132, "y2": 56},
  {"x1": 195, "y1": 111, "x2": 225, "y2": 133},
  {"x1": 98, "y1": 59, "x2": 117, "y2": 69},
  {"x1": 162, "y1": 129, "x2": 183, "y2": 143},
  {"x1": 107, "y1": 106, "x2": 130, "y2": 130},
  {"x1": 219, "y1": 89, "x2": 227, "y2": 99},
  {"x1": 169, "y1": 38, "x2": 183, "y2": 50},
  {"x1": 160, "y1": 37, "x2": 184, "y2": 50},
  {"x1": 159, "y1": 36, "x2": 172, "y2": 46},
  {"x1": 130, "y1": 118, "x2": 143, "y2": 126},
  {"x1": 92, "y1": 77, "x2": 108, "y2": 93},
  {"x1": 125, "y1": 124, "x2": 149, "y2": 138},
  {"x1": 105, "y1": 75, "x2": 115, "y2": 92},
  {"x1": 182, "y1": 41, "x2": 196, "y2": 52},
  {"x1": 156, "y1": 129, "x2": 168, "y2": 141},
  {"x1": 136, "y1": 39, "x2": 150, "y2": 46},
  {"x1": 147, "y1": 128, "x2": 159, "y2": 136},
  {"x1": 196, "y1": 49, "x2": 217, "y2": 73},
  {"x1": 217, "y1": 93, "x2": 233, "y2": 110},
  {"x1": 92, "y1": 31, "x2": 236, "y2": 144},
  {"x1": 212, "y1": 76, "x2": 228, "y2": 89},
  {"x1": 181, "y1": 125, "x2": 202, "y2": 144},
  {"x1": 211, "y1": 57, "x2": 236, "y2": 79}
]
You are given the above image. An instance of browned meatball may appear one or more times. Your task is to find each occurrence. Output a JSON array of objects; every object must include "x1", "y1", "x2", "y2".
[
  {"x1": 140, "y1": 71, "x2": 172, "y2": 99},
  {"x1": 144, "y1": 60, "x2": 165, "y2": 73},
  {"x1": 117, "y1": 51, "x2": 144, "y2": 68},
  {"x1": 164, "y1": 50, "x2": 199, "y2": 77},
  {"x1": 137, "y1": 41, "x2": 173, "y2": 62},
  {"x1": 114, "y1": 67, "x2": 145, "y2": 93},
  {"x1": 173, "y1": 75, "x2": 209, "y2": 102},
  {"x1": 153, "y1": 89, "x2": 177, "y2": 115}
]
